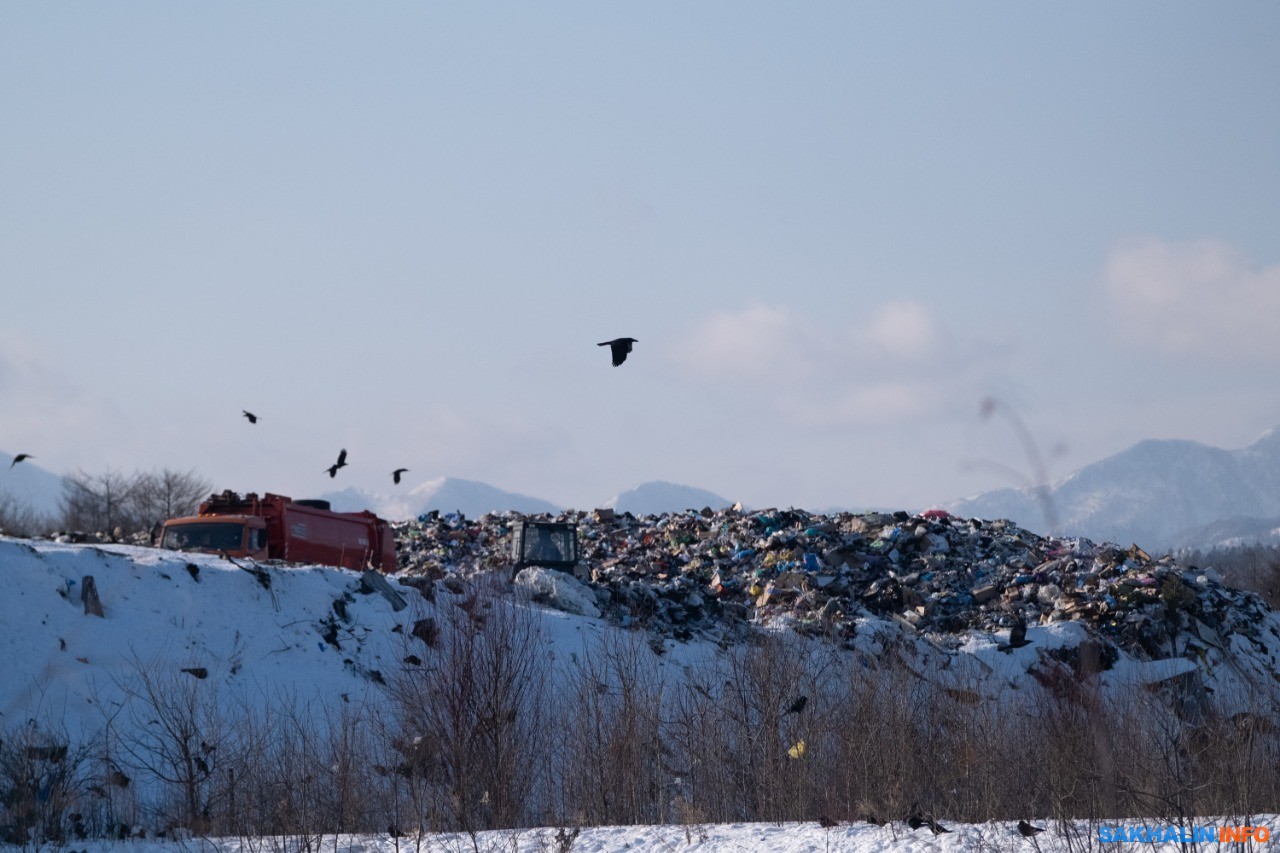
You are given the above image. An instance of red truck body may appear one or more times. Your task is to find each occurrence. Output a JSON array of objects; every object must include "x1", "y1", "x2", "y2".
[{"x1": 160, "y1": 491, "x2": 397, "y2": 571}]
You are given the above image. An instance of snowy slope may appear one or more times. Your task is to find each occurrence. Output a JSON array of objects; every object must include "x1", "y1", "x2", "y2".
[{"x1": 0, "y1": 452, "x2": 63, "y2": 522}]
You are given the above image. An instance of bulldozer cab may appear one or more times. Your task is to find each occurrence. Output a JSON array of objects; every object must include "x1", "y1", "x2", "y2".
[{"x1": 511, "y1": 519, "x2": 579, "y2": 572}]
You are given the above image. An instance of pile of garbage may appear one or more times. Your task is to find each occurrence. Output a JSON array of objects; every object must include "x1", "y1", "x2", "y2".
[{"x1": 392, "y1": 506, "x2": 1280, "y2": 667}]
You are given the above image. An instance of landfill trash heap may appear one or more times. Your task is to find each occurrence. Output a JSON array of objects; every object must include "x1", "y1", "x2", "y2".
[{"x1": 393, "y1": 506, "x2": 1280, "y2": 691}]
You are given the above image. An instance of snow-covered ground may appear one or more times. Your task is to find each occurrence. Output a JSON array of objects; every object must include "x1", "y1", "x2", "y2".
[
  {"x1": 3, "y1": 819, "x2": 1278, "y2": 852},
  {"x1": 1, "y1": 534, "x2": 1278, "y2": 852}
]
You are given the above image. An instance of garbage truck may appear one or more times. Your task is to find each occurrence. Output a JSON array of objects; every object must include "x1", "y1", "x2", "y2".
[{"x1": 160, "y1": 490, "x2": 397, "y2": 571}]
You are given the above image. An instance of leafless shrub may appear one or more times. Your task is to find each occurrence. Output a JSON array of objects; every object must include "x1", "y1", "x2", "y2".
[
  {"x1": 555, "y1": 628, "x2": 668, "y2": 826},
  {"x1": 110, "y1": 653, "x2": 237, "y2": 834},
  {"x1": 0, "y1": 492, "x2": 55, "y2": 537},
  {"x1": 385, "y1": 579, "x2": 551, "y2": 834},
  {"x1": 0, "y1": 721, "x2": 91, "y2": 845},
  {"x1": 666, "y1": 630, "x2": 832, "y2": 824}
]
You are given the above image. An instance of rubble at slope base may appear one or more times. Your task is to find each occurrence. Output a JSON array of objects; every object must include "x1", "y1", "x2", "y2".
[{"x1": 392, "y1": 506, "x2": 1280, "y2": 690}]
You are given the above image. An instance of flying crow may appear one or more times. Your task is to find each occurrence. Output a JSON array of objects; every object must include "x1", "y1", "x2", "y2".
[
  {"x1": 783, "y1": 695, "x2": 808, "y2": 715},
  {"x1": 325, "y1": 448, "x2": 348, "y2": 478},
  {"x1": 598, "y1": 337, "x2": 638, "y2": 367},
  {"x1": 1017, "y1": 820, "x2": 1045, "y2": 837},
  {"x1": 9, "y1": 453, "x2": 33, "y2": 469},
  {"x1": 242, "y1": 410, "x2": 258, "y2": 424},
  {"x1": 392, "y1": 468, "x2": 409, "y2": 485}
]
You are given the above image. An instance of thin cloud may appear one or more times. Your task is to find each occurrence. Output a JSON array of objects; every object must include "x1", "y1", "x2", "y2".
[
  {"x1": 1103, "y1": 237, "x2": 1280, "y2": 360},
  {"x1": 857, "y1": 300, "x2": 944, "y2": 361},
  {"x1": 671, "y1": 302, "x2": 825, "y2": 382},
  {"x1": 670, "y1": 300, "x2": 977, "y2": 429}
]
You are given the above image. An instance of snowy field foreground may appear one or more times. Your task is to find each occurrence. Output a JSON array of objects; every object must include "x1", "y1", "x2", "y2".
[
  {"x1": 1, "y1": 535, "x2": 1278, "y2": 851},
  {"x1": 3, "y1": 819, "x2": 1278, "y2": 853}
]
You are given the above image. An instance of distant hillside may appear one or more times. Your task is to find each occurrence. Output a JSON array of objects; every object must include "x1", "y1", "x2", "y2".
[
  {"x1": 0, "y1": 452, "x2": 63, "y2": 521},
  {"x1": 945, "y1": 427, "x2": 1280, "y2": 550},
  {"x1": 605, "y1": 481, "x2": 733, "y2": 516}
]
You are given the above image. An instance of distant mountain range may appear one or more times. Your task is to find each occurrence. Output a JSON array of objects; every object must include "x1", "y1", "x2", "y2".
[
  {"x1": 320, "y1": 477, "x2": 562, "y2": 520},
  {"x1": 14, "y1": 427, "x2": 1280, "y2": 551},
  {"x1": 320, "y1": 478, "x2": 733, "y2": 522},
  {"x1": 604, "y1": 481, "x2": 733, "y2": 516},
  {"x1": 944, "y1": 427, "x2": 1280, "y2": 551}
]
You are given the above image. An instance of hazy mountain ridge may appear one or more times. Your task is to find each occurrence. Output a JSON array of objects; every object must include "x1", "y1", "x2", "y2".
[
  {"x1": 0, "y1": 451, "x2": 64, "y2": 520},
  {"x1": 946, "y1": 428, "x2": 1280, "y2": 550},
  {"x1": 320, "y1": 477, "x2": 562, "y2": 521}
]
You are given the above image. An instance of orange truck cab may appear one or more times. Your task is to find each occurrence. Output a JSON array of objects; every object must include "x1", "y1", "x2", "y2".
[{"x1": 160, "y1": 491, "x2": 397, "y2": 571}]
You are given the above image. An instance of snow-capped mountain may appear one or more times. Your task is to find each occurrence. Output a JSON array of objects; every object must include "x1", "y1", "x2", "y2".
[
  {"x1": 320, "y1": 477, "x2": 562, "y2": 521},
  {"x1": 945, "y1": 427, "x2": 1280, "y2": 550},
  {"x1": 604, "y1": 480, "x2": 733, "y2": 516}
]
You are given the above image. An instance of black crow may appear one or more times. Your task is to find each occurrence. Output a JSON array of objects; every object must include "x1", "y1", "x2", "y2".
[
  {"x1": 909, "y1": 817, "x2": 950, "y2": 835},
  {"x1": 242, "y1": 410, "x2": 258, "y2": 424},
  {"x1": 9, "y1": 453, "x2": 33, "y2": 469},
  {"x1": 999, "y1": 616, "x2": 1032, "y2": 652},
  {"x1": 907, "y1": 805, "x2": 950, "y2": 835},
  {"x1": 392, "y1": 468, "x2": 409, "y2": 485},
  {"x1": 1017, "y1": 820, "x2": 1045, "y2": 837},
  {"x1": 598, "y1": 337, "x2": 638, "y2": 366},
  {"x1": 325, "y1": 448, "x2": 348, "y2": 478},
  {"x1": 783, "y1": 695, "x2": 808, "y2": 715}
]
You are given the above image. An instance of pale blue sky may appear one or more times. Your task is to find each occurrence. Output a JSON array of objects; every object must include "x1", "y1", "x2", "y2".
[{"x1": 3, "y1": 3, "x2": 1279, "y2": 512}]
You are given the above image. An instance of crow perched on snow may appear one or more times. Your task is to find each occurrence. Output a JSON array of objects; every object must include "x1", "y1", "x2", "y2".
[
  {"x1": 598, "y1": 337, "x2": 638, "y2": 367},
  {"x1": 999, "y1": 616, "x2": 1032, "y2": 653},
  {"x1": 9, "y1": 453, "x2": 33, "y2": 469},
  {"x1": 907, "y1": 805, "x2": 950, "y2": 835},
  {"x1": 392, "y1": 468, "x2": 409, "y2": 485},
  {"x1": 242, "y1": 410, "x2": 258, "y2": 424},
  {"x1": 325, "y1": 449, "x2": 348, "y2": 478},
  {"x1": 1017, "y1": 820, "x2": 1045, "y2": 837}
]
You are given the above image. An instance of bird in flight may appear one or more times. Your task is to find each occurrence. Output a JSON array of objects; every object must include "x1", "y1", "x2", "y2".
[
  {"x1": 9, "y1": 453, "x2": 33, "y2": 469},
  {"x1": 783, "y1": 695, "x2": 808, "y2": 715},
  {"x1": 242, "y1": 410, "x2": 258, "y2": 424},
  {"x1": 392, "y1": 468, "x2": 409, "y2": 485},
  {"x1": 598, "y1": 337, "x2": 638, "y2": 367},
  {"x1": 325, "y1": 449, "x2": 348, "y2": 478}
]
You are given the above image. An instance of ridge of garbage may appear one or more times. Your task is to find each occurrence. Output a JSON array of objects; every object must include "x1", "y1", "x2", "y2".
[{"x1": 392, "y1": 505, "x2": 1279, "y2": 673}]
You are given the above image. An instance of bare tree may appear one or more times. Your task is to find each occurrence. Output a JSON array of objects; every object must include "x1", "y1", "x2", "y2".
[
  {"x1": 59, "y1": 468, "x2": 210, "y2": 537},
  {"x1": 132, "y1": 468, "x2": 212, "y2": 532},
  {"x1": 60, "y1": 469, "x2": 145, "y2": 534}
]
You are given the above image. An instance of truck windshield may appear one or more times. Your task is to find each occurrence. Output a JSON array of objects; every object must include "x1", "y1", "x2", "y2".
[{"x1": 162, "y1": 522, "x2": 245, "y2": 552}]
